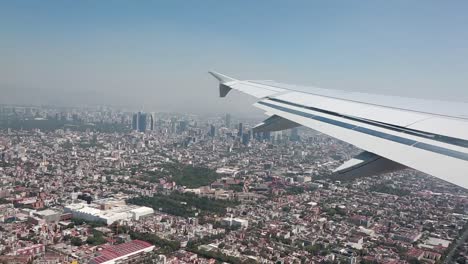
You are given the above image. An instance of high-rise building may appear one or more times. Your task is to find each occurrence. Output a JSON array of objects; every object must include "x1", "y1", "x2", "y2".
[
  {"x1": 238, "y1": 123, "x2": 243, "y2": 138},
  {"x1": 149, "y1": 114, "x2": 154, "y2": 131},
  {"x1": 170, "y1": 118, "x2": 177, "y2": 134},
  {"x1": 137, "y1": 112, "x2": 147, "y2": 132},
  {"x1": 132, "y1": 112, "x2": 148, "y2": 132},
  {"x1": 209, "y1": 124, "x2": 216, "y2": 137},
  {"x1": 290, "y1": 127, "x2": 300, "y2": 141},
  {"x1": 272, "y1": 131, "x2": 283, "y2": 143},
  {"x1": 179, "y1": 121, "x2": 188, "y2": 133},
  {"x1": 132, "y1": 114, "x2": 138, "y2": 130},
  {"x1": 242, "y1": 133, "x2": 250, "y2": 145},
  {"x1": 225, "y1": 114, "x2": 231, "y2": 128}
]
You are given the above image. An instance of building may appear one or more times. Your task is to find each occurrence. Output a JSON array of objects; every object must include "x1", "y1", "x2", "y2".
[
  {"x1": 346, "y1": 236, "x2": 364, "y2": 249},
  {"x1": 0, "y1": 255, "x2": 33, "y2": 264},
  {"x1": 209, "y1": 124, "x2": 216, "y2": 137},
  {"x1": 296, "y1": 176, "x2": 311, "y2": 183},
  {"x1": 16, "y1": 244, "x2": 45, "y2": 256},
  {"x1": 137, "y1": 112, "x2": 147, "y2": 132},
  {"x1": 64, "y1": 200, "x2": 154, "y2": 225},
  {"x1": 179, "y1": 120, "x2": 188, "y2": 133},
  {"x1": 33, "y1": 209, "x2": 61, "y2": 223},
  {"x1": 242, "y1": 133, "x2": 250, "y2": 145},
  {"x1": 225, "y1": 113, "x2": 231, "y2": 128},
  {"x1": 149, "y1": 114, "x2": 154, "y2": 131},
  {"x1": 89, "y1": 240, "x2": 155, "y2": 264},
  {"x1": 290, "y1": 127, "x2": 300, "y2": 141},
  {"x1": 132, "y1": 114, "x2": 138, "y2": 130},
  {"x1": 392, "y1": 229, "x2": 422, "y2": 243},
  {"x1": 132, "y1": 112, "x2": 148, "y2": 132},
  {"x1": 237, "y1": 123, "x2": 243, "y2": 138},
  {"x1": 350, "y1": 215, "x2": 373, "y2": 228},
  {"x1": 420, "y1": 237, "x2": 451, "y2": 249},
  {"x1": 222, "y1": 217, "x2": 249, "y2": 228}
]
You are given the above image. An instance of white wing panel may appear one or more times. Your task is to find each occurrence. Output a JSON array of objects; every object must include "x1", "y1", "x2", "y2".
[
  {"x1": 209, "y1": 72, "x2": 286, "y2": 98},
  {"x1": 229, "y1": 81, "x2": 285, "y2": 98},
  {"x1": 408, "y1": 117, "x2": 468, "y2": 141},
  {"x1": 254, "y1": 101, "x2": 468, "y2": 189},
  {"x1": 254, "y1": 80, "x2": 468, "y2": 119},
  {"x1": 276, "y1": 92, "x2": 372, "y2": 115},
  {"x1": 275, "y1": 92, "x2": 432, "y2": 127}
]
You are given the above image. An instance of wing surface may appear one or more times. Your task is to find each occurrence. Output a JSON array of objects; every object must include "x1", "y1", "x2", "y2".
[{"x1": 209, "y1": 71, "x2": 468, "y2": 189}]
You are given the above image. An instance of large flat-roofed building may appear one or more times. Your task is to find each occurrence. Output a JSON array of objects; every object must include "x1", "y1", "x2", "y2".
[
  {"x1": 33, "y1": 209, "x2": 61, "y2": 223},
  {"x1": 15, "y1": 244, "x2": 46, "y2": 256},
  {"x1": 89, "y1": 240, "x2": 155, "y2": 264},
  {"x1": 64, "y1": 199, "x2": 153, "y2": 225},
  {"x1": 222, "y1": 217, "x2": 249, "y2": 228},
  {"x1": 0, "y1": 255, "x2": 32, "y2": 264}
]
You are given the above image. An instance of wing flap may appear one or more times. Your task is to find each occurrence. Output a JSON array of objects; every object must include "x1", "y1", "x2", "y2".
[
  {"x1": 334, "y1": 151, "x2": 407, "y2": 178},
  {"x1": 253, "y1": 115, "x2": 300, "y2": 133}
]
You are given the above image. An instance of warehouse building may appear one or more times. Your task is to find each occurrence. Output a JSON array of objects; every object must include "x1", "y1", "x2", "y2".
[
  {"x1": 89, "y1": 240, "x2": 155, "y2": 264},
  {"x1": 64, "y1": 199, "x2": 153, "y2": 225}
]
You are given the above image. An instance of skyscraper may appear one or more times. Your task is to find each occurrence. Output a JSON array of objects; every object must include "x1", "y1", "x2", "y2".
[
  {"x1": 290, "y1": 127, "x2": 300, "y2": 142},
  {"x1": 179, "y1": 121, "x2": 188, "y2": 133},
  {"x1": 238, "y1": 123, "x2": 243, "y2": 138},
  {"x1": 225, "y1": 113, "x2": 231, "y2": 128},
  {"x1": 137, "y1": 112, "x2": 147, "y2": 132},
  {"x1": 209, "y1": 124, "x2": 216, "y2": 137},
  {"x1": 132, "y1": 113, "x2": 138, "y2": 130},
  {"x1": 149, "y1": 114, "x2": 154, "y2": 131},
  {"x1": 242, "y1": 133, "x2": 250, "y2": 145}
]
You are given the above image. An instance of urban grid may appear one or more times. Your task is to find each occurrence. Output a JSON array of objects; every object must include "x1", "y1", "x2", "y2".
[{"x1": 0, "y1": 105, "x2": 466, "y2": 264}]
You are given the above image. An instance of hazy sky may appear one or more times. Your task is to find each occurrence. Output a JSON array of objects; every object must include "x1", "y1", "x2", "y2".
[{"x1": 1, "y1": 1, "x2": 468, "y2": 115}]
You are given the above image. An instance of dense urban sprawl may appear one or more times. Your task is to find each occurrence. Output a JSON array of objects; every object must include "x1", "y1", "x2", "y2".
[{"x1": 0, "y1": 106, "x2": 467, "y2": 264}]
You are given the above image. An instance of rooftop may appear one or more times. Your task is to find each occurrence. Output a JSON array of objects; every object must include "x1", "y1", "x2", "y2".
[{"x1": 90, "y1": 240, "x2": 154, "y2": 264}]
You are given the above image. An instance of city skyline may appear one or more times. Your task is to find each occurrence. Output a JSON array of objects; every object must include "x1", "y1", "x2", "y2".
[{"x1": 1, "y1": 1, "x2": 467, "y2": 263}]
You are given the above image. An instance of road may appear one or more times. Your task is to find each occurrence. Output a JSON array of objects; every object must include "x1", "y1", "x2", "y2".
[{"x1": 444, "y1": 225, "x2": 468, "y2": 264}]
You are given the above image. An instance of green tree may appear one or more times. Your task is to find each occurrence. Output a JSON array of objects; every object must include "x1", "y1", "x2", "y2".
[{"x1": 71, "y1": 237, "x2": 83, "y2": 246}]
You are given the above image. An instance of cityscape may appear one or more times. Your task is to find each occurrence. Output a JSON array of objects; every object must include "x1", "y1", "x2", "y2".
[
  {"x1": 2, "y1": 1, "x2": 468, "y2": 264},
  {"x1": 0, "y1": 105, "x2": 466, "y2": 264}
]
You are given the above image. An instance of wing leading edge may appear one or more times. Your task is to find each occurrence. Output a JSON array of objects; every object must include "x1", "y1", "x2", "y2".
[{"x1": 209, "y1": 71, "x2": 468, "y2": 189}]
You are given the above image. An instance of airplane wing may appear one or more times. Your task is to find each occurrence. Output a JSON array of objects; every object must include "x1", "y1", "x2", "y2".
[{"x1": 209, "y1": 71, "x2": 468, "y2": 189}]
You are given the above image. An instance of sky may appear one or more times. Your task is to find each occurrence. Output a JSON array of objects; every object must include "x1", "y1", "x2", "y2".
[{"x1": 1, "y1": 0, "x2": 468, "y2": 115}]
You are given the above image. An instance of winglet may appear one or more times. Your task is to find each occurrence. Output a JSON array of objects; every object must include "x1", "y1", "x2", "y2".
[{"x1": 208, "y1": 71, "x2": 237, "y2": 97}]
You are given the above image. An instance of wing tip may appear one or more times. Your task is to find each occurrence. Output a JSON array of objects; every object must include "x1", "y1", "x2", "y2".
[
  {"x1": 208, "y1": 71, "x2": 236, "y2": 83},
  {"x1": 208, "y1": 71, "x2": 237, "y2": 97}
]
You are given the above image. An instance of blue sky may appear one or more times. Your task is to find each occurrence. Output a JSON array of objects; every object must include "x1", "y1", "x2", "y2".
[{"x1": 1, "y1": 0, "x2": 468, "y2": 114}]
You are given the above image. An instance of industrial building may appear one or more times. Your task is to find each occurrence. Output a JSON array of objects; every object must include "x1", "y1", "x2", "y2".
[
  {"x1": 33, "y1": 209, "x2": 61, "y2": 223},
  {"x1": 89, "y1": 240, "x2": 155, "y2": 264},
  {"x1": 64, "y1": 199, "x2": 153, "y2": 225}
]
